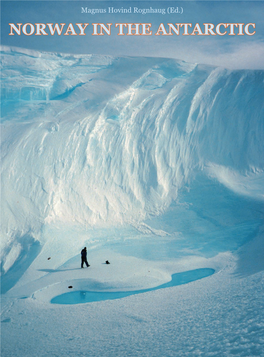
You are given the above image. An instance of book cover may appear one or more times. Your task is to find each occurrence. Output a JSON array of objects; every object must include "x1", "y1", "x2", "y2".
[{"x1": 1, "y1": 1, "x2": 264, "y2": 356}]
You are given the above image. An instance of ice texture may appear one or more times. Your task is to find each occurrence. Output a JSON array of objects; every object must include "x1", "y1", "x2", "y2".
[
  {"x1": 1, "y1": 46, "x2": 264, "y2": 357},
  {"x1": 1, "y1": 46, "x2": 264, "y2": 267}
]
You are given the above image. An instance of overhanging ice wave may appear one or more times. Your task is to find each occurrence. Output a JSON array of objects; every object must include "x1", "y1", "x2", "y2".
[{"x1": 1, "y1": 46, "x2": 264, "y2": 274}]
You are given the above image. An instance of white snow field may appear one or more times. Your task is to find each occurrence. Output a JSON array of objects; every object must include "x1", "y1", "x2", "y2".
[{"x1": 1, "y1": 46, "x2": 264, "y2": 356}]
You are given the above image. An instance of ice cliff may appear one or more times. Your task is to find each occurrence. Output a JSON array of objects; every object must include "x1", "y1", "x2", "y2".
[{"x1": 1, "y1": 46, "x2": 264, "y2": 272}]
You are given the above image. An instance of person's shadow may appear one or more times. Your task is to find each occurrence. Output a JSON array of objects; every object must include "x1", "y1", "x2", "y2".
[{"x1": 38, "y1": 268, "x2": 81, "y2": 273}]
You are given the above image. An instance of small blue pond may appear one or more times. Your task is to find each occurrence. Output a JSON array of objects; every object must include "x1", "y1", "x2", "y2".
[{"x1": 51, "y1": 268, "x2": 215, "y2": 305}]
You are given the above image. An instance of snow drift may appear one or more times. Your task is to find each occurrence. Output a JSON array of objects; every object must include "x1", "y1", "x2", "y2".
[{"x1": 1, "y1": 46, "x2": 264, "y2": 277}]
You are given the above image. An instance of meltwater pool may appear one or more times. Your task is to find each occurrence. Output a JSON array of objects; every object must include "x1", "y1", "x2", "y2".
[{"x1": 51, "y1": 268, "x2": 215, "y2": 304}]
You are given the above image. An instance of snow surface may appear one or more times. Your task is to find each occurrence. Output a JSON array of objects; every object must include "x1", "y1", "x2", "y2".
[{"x1": 1, "y1": 46, "x2": 264, "y2": 356}]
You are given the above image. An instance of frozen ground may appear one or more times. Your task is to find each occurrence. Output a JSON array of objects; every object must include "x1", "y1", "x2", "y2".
[
  {"x1": 1, "y1": 242, "x2": 264, "y2": 357},
  {"x1": 1, "y1": 46, "x2": 264, "y2": 356}
]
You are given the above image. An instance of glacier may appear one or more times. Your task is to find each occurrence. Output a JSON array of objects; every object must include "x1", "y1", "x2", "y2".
[{"x1": 1, "y1": 46, "x2": 264, "y2": 356}]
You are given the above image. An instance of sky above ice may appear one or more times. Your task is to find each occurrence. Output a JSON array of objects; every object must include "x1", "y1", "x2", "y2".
[{"x1": 1, "y1": 0, "x2": 264, "y2": 69}]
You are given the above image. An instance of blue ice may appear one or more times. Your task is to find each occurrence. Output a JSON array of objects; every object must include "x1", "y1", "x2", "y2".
[{"x1": 50, "y1": 268, "x2": 215, "y2": 304}]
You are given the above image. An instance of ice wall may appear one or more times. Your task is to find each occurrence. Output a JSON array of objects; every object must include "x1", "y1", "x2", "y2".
[{"x1": 1, "y1": 46, "x2": 264, "y2": 267}]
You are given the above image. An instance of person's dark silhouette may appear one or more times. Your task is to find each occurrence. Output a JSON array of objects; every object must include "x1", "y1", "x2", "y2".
[{"x1": 81, "y1": 247, "x2": 90, "y2": 268}]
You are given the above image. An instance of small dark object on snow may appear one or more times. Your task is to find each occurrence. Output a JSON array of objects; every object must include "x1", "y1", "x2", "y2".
[
  {"x1": 68, "y1": 286, "x2": 73, "y2": 289},
  {"x1": 105, "y1": 260, "x2": 110, "y2": 264},
  {"x1": 47, "y1": 257, "x2": 51, "y2": 260}
]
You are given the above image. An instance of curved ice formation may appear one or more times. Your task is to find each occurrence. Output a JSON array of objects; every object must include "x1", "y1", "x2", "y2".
[
  {"x1": 1, "y1": 46, "x2": 264, "y2": 273},
  {"x1": 50, "y1": 268, "x2": 215, "y2": 304}
]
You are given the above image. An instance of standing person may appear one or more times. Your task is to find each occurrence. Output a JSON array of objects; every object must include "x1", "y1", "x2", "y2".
[{"x1": 81, "y1": 247, "x2": 90, "y2": 268}]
